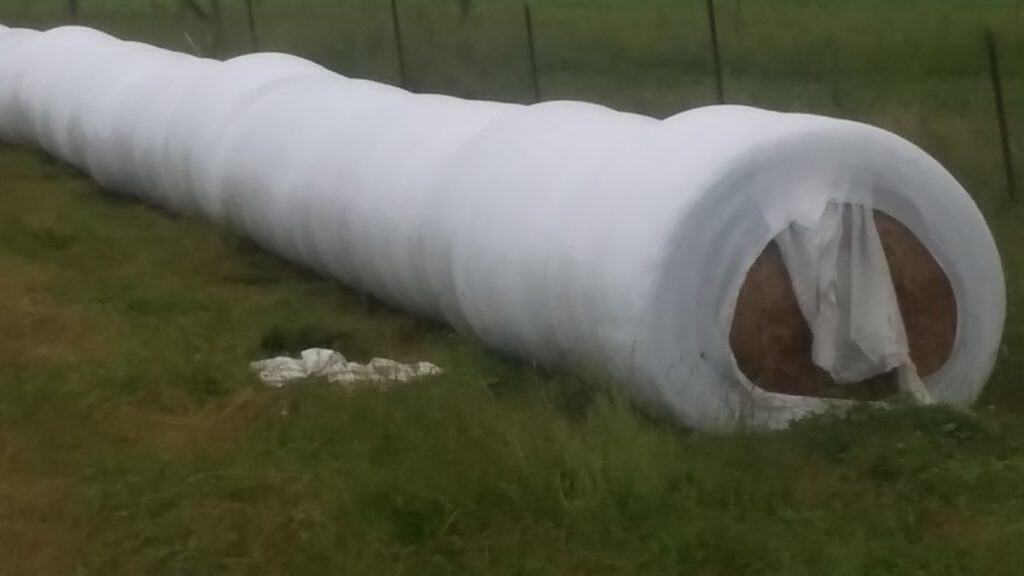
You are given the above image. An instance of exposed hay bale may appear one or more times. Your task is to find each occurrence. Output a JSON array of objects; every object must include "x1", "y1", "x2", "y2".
[{"x1": 731, "y1": 210, "x2": 956, "y2": 400}]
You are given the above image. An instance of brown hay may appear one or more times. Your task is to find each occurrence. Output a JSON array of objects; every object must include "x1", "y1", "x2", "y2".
[{"x1": 730, "y1": 210, "x2": 956, "y2": 400}]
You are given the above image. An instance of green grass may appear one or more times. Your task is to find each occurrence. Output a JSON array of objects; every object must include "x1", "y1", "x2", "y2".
[{"x1": 3, "y1": 0, "x2": 1024, "y2": 573}]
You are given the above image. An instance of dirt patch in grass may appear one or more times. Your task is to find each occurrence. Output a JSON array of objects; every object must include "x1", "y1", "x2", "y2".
[
  {"x1": 0, "y1": 436, "x2": 77, "y2": 575},
  {"x1": 0, "y1": 266, "x2": 84, "y2": 363},
  {"x1": 101, "y1": 388, "x2": 267, "y2": 457},
  {"x1": 923, "y1": 504, "x2": 990, "y2": 553}
]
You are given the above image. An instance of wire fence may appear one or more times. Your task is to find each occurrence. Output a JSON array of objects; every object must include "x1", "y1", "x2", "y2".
[{"x1": 0, "y1": 0, "x2": 1020, "y2": 203}]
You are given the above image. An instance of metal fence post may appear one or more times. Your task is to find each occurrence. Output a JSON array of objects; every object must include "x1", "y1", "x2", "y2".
[
  {"x1": 390, "y1": 0, "x2": 408, "y2": 89},
  {"x1": 985, "y1": 26, "x2": 1016, "y2": 201},
  {"x1": 705, "y1": 0, "x2": 725, "y2": 104},
  {"x1": 246, "y1": 0, "x2": 259, "y2": 51},
  {"x1": 524, "y1": 3, "x2": 541, "y2": 103}
]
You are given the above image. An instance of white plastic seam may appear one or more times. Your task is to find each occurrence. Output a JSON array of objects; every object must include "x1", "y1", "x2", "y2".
[{"x1": 0, "y1": 25, "x2": 1005, "y2": 430}]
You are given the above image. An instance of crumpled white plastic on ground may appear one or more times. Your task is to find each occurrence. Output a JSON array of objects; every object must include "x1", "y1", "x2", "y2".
[
  {"x1": 0, "y1": 24, "x2": 1004, "y2": 430},
  {"x1": 250, "y1": 348, "x2": 443, "y2": 388}
]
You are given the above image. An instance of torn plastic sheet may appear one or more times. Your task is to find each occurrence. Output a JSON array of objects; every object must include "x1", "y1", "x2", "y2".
[
  {"x1": 775, "y1": 202, "x2": 931, "y2": 403},
  {"x1": 0, "y1": 25, "x2": 1004, "y2": 430}
]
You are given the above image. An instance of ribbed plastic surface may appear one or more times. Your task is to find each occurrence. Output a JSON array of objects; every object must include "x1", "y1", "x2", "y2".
[{"x1": 0, "y1": 25, "x2": 1004, "y2": 430}]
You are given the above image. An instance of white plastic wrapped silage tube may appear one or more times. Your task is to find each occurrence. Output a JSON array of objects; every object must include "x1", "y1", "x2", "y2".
[{"x1": 0, "y1": 25, "x2": 1004, "y2": 430}]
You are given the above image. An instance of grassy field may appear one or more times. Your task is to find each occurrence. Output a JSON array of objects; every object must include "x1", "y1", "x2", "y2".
[{"x1": 3, "y1": 0, "x2": 1024, "y2": 574}]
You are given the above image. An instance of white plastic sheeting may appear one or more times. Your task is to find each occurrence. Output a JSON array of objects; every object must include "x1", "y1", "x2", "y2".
[
  {"x1": 250, "y1": 349, "x2": 442, "y2": 388},
  {"x1": 0, "y1": 25, "x2": 1005, "y2": 430},
  {"x1": 776, "y1": 202, "x2": 931, "y2": 403}
]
